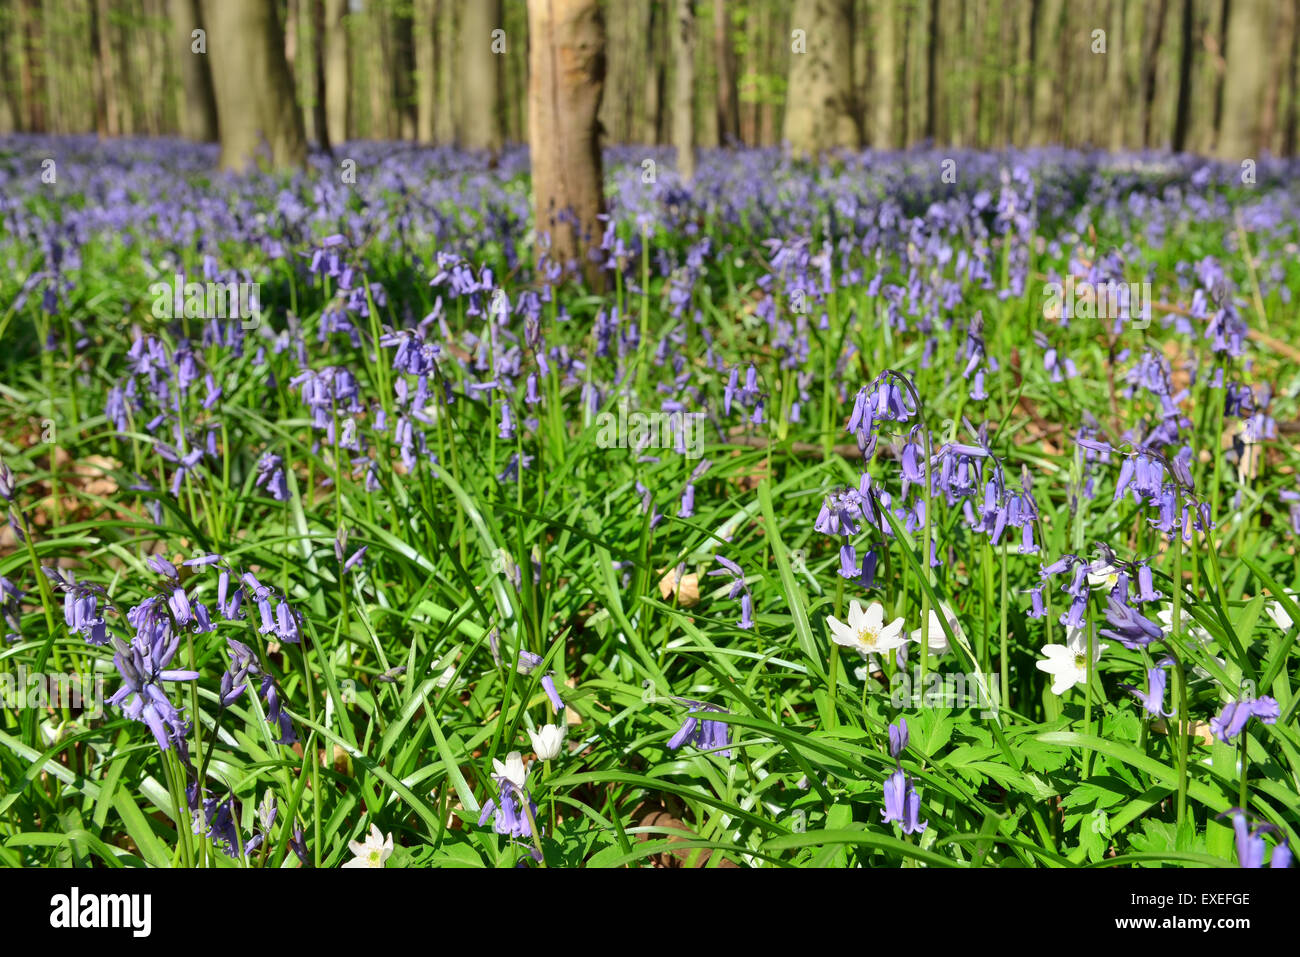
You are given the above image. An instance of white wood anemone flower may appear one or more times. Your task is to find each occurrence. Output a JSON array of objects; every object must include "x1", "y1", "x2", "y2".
[
  {"x1": 1265, "y1": 591, "x2": 1298, "y2": 632},
  {"x1": 1035, "y1": 627, "x2": 1106, "y2": 695},
  {"x1": 343, "y1": 823, "x2": 393, "y2": 868},
  {"x1": 1087, "y1": 561, "x2": 1121, "y2": 592},
  {"x1": 529, "y1": 724, "x2": 565, "y2": 761},
  {"x1": 827, "y1": 600, "x2": 906, "y2": 660},
  {"x1": 493, "y1": 751, "x2": 530, "y2": 791},
  {"x1": 908, "y1": 602, "x2": 964, "y2": 656}
]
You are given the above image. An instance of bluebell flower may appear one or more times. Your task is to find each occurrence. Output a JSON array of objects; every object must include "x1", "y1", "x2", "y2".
[
  {"x1": 1210, "y1": 696, "x2": 1280, "y2": 744},
  {"x1": 1099, "y1": 594, "x2": 1164, "y2": 649},
  {"x1": 667, "y1": 700, "x2": 732, "y2": 758},
  {"x1": 1125, "y1": 658, "x2": 1174, "y2": 717},
  {"x1": 107, "y1": 632, "x2": 198, "y2": 752},
  {"x1": 1228, "y1": 812, "x2": 1291, "y2": 868},
  {"x1": 888, "y1": 718, "x2": 909, "y2": 759},
  {"x1": 881, "y1": 768, "x2": 927, "y2": 835}
]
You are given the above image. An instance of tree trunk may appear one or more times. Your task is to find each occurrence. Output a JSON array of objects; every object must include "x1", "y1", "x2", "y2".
[
  {"x1": 416, "y1": 0, "x2": 436, "y2": 141},
  {"x1": 927, "y1": 0, "x2": 942, "y2": 142},
  {"x1": 1285, "y1": 0, "x2": 1300, "y2": 155},
  {"x1": 874, "y1": 0, "x2": 897, "y2": 148},
  {"x1": 367, "y1": 4, "x2": 393, "y2": 139},
  {"x1": 312, "y1": 0, "x2": 332, "y2": 151},
  {"x1": 323, "y1": 0, "x2": 349, "y2": 146},
  {"x1": 19, "y1": 0, "x2": 47, "y2": 132},
  {"x1": 1104, "y1": 0, "x2": 1125, "y2": 150},
  {"x1": 1141, "y1": 0, "x2": 1170, "y2": 147},
  {"x1": 672, "y1": 0, "x2": 696, "y2": 179},
  {"x1": 785, "y1": 0, "x2": 858, "y2": 156},
  {"x1": 393, "y1": 0, "x2": 417, "y2": 140},
  {"x1": 1212, "y1": 0, "x2": 1231, "y2": 149},
  {"x1": 714, "y1": 0, "x2": 740, "y2": 144},
  {"x1": 1259, "y1": 1, "x2": 1288, "y2": 152},
  {"x1": 1030, "y1": 0, "x2": 1062, "y2": 145},
  {"x1": 1218, "y1": 0, "x2": 1268, "y2": 157},
  {"x1": 0, "y1": 5, "x2": 16, "y2": 134},
  {"x1": 462, "y1": 0, "x2": 504, "y2": 152},
  {"x1": 171, "y1": 0, "x2": 218, "y2": 141},
  {"x1": 435, "y1": 0, "x2": 457, "y2": 142},
  {"x1": 527, "y1": 0, "x2": 608, "y2": 290},
  {"x1": 1172, "y1": 0, "x2": 1196, "y2": 151},
  {"x1": 643, "y1": 0, "x2": 665, "y2": 143},
  {"x1": 202, "y1": 0, "x2": 307, "y2": 171}
]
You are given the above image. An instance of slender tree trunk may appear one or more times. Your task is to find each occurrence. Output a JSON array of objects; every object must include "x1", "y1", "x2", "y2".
[
  {"x1": 785, "y1": 0, "x2": 858, "y2": 156},
  {"x1": 1212, "y1": 0, "x2": 1231, "y2": 149},
  {"x1": 1285, "y1": 0, "x2": 1299, "y2": 155},
  {"x1": 927, "y1": 0, "x2": 942, "y2": 141},
  {"x1": 1140, "y1": 0, "x2": 1170, "y2": 146},
  {"x1": 1172, "y1": 0, "x2": 1196, "y2": 151},
  {"x1": 171, "y1": 0, "x2": 219, "y2": 141},
  {"x1": 997, "y1": 0, "x2": 1014, "y2": 146},
  {"x1": 901, "y1": 1, "x2": 913, "y2": 146},
  {"x1": 527, "y1": 0, "x2": 608, "y2": 290},
  {"x1": 202, "y1": 0, "x2": 307, "y2": 170},
  {"x1": 367, "y1": 4, "x2": 393, "y2": 138},
  {"x1": 643, "y1": 0, "x2": 664, "y2": 143},
  {"x1": 19, "y1": 0, "x2": 47, "y2": 132},
  {"x1": 714, "y1": 0, "x2": 740, "y2": 145},
  {"x1": 416, "y1": 0, "x2": 436, "y2": 141},
  {"x1": 323, "y1": 0, "x2": 349, "y2": 146},
  {"x1": 874, "y1": 0, "x2": 897, "y2": 148},
  {"x1": 393, "y1": 0, "x2": 417, "y2": 140},
  {"x1": 435, "y1": 0, "x2": 457, "y2": 142},
  {"x1": 672, "y1": 0, "x2": 696, "y2": 179},
  {"x1": 1218, "y1": 0, "x2": 1268, "y2": 158},
  {"x1": 1260, "y1": 2, "x2": 1288, "y2": 151},
  {"x1": 1030, "y1": 0, "x2": 1062, "y2": 145},
  {"x1": 0, "y1": 4, "x2": 16, "y2": 134},
  {"x1": 119, "y1": 0, "x2": 137, "y2": 134},
  {"x1": 312, "y1": 0, "x2": 331, "y2": 151},
  {"x1": 462, "y1": 0, "x2": 504, "y2": 152}
]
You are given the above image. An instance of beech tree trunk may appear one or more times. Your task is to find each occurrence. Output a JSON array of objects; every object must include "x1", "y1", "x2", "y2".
[
  {"x1": 714, "y1": 0, "x2": 740, "y2": 145},
  {"x1": 1172, "y1": 0, "x2": 1196, "y2": 151},
  {"x1": 202, "y1": 0, "x2": 307, "y2": 171},
  {"x1": 322, "y1": 0, "x2": 348, "y2": 146},
  {"x1": 416, "y1": 0, "x2": 436, "y2": 142},
  {"x1": 1029, "y1": 0, "x2": 1063, "y2": 145},
  {"x1": 311, "y1": 0, "x2": 331, "y2": 151},
  {"x1": 435, "y1": 0, "x2": 457, "y2": 143},
  {"x1": 785, "y1": 0, "x2": 859, "y2": 157},
  {"x1": 171, "y1": 0, "x2": 218, "y2": 141},
  {"x1": 672, "y1": 0, "x2": 696, "y2": 180},
  {"x1": 462, "y1": 0, "x2": 504, "y2": 152},
  {"x1": 392, "y1": 0, "x2": 417, "y2": 140},
  {"x1": 1218, "y1": 0, "x2": 1268, "y2": 158},
  {"x1": 20, "y1": 0, "x2": 47, "y2": 132},
  {"x1": 642, "y1": 0, "x2": 665, "y2": 143},
  {"x1": 527, "y1": 0, "x2": 608, "y2": 290},
  {"x1": 874, "y1": 0, "x2": 897, "y2": 148}
]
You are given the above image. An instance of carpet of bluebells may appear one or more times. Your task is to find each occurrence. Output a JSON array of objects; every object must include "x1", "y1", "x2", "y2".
[{"x1": 1, "y1": 135, "x2": 1299, "y2": 868}]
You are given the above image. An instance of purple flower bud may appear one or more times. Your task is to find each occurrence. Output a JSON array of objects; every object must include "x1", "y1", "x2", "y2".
[{"x1": 888, "y1": 718, "x2": 909, "y2": 759}]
